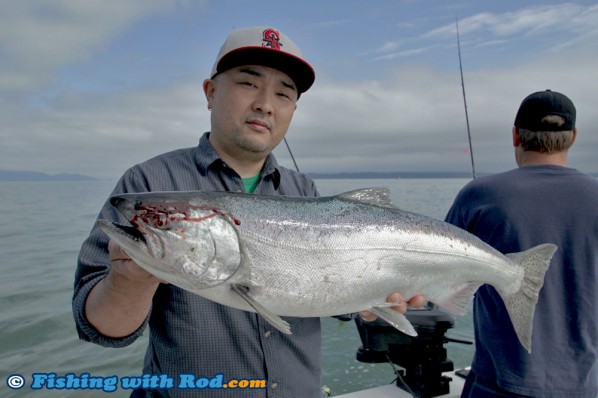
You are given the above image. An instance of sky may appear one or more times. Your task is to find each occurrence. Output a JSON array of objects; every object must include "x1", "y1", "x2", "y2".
[{"x1": 1, "y1": 0, "x2": 597, "y2": 179}]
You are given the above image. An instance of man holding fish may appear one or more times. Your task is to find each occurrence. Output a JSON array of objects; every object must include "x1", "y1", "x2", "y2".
[{"x1": 73, "y1": 26, "x2": 424, "y2": 397}]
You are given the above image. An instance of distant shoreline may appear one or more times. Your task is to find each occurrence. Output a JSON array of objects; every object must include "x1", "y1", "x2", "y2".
[
  {"x1": 0, "y1": 169, "x2": 475, "y2": 182},
  {"x1": 0, "y1": 170, "x2": 98, "y2": 182},
  {"x1": 2, "y1": 169, "x2": 595, "y2": 182},
  {"x1": 309, "y1": 172, "x2": 476, "y2": 179}
]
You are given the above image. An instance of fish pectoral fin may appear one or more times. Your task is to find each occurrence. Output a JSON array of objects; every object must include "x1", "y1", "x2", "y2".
[
  {"x1": 370, "y1": 307, "x2": 417, "y2": 337},
  {"x1": 231, "y1": 284, "x2": 291, "y2": 335}
]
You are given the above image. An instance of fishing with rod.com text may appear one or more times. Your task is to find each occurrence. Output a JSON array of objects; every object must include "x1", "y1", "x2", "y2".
[{"x1": 4, "y1": 372, "x2": 267, "y2": 393}]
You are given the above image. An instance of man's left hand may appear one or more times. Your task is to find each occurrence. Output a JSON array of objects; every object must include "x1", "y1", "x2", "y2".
[{"x1": 358, "y1": 293, "x2": 426, "y2": 322}]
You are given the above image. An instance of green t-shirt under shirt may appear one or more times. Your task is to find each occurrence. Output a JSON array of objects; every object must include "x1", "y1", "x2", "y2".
[{"x1": 242, "y1": 174, "x2": 261, "y2": 193}]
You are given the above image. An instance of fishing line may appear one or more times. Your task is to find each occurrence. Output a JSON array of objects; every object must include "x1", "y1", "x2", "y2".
[
  {"x1": 283, "y1": 137, "x2": 301, "y2": 172},
  {"x1": 386, "y1": 354, "x2": 417, "y2": 398},
  {"x1": 456, "y1": 16, "x2": 476, "y2": 180}
]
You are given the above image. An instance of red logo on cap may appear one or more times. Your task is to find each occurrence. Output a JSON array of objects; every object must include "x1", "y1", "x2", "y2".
[{"x1": 262, "y1": 29, "x2": 282, "y2": 50}]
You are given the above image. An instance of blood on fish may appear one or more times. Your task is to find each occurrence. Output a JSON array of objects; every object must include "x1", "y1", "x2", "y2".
[{"x1": 131, "y1": 203, "x2": 241, "y2": 228}]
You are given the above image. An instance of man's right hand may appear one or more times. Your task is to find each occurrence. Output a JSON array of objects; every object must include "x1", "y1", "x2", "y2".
[
  {"x1": 84, "y1": 240, "x2": 162, "y2": 338},
  {"x1": 108, "y1": 239, "x2": 164, "y2": 284}
]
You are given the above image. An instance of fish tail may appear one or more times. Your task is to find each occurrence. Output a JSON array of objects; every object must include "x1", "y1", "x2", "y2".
[{"x1": 501, "y1": 243, "x2": 557, "y2": 353}]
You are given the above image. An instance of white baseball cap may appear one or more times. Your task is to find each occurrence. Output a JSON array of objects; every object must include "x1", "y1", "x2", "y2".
[{"x1": 210, "y1": 26, "x2": 315, "y2": 94}]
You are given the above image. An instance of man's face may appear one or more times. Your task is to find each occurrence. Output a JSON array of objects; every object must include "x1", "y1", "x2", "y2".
[{"x1": 204, "y1": 65, "x2": 298, "y2": 162}]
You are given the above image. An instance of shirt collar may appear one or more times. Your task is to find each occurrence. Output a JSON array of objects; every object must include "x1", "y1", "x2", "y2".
[
  {"x1": 195, "y1": 132, "x2": 282, "y2": 188},
  {"x1": 195, "y1": 132, "x2": 222, "y2": 172}
]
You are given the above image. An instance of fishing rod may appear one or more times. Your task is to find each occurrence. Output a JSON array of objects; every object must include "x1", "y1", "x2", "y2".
[
  {"x1": 285, "y1": 21, "x2": 477, "y2": 180},
  {"x1": 283, "y1": 137, "x2": 301, "y2": 172},
  {"x1": 456, "y1": 17, "x2": 476, "y2": 179}
]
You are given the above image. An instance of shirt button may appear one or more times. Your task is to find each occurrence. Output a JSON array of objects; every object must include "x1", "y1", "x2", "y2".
[
  {"x1": 271, "y1": 382, "x2": 278, "y2": 389},
  {"x1": 264, "y1": 330, "x2": 271, "y2": 337}
]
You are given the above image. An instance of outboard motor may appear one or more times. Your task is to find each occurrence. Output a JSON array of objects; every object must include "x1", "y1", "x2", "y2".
[{"x1": 355, "y1": 304, "x2": 470, "y2": 398}]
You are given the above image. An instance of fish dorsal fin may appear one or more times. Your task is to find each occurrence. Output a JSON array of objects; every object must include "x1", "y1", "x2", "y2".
[{"x1": 337, "y1": 188, "x2": 394, "y2": 208}]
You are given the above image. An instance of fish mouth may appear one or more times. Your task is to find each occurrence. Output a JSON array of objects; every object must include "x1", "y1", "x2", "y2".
[
  {"x1": 96, "y1": 219, "x2": 158, "y2": 260},
  {"x1": 97, "y1": 219, "x2": 146, "y2": 244},
  {"x1": 97, "y1": 219, "x2": 167, "y2": 261},
  {"x1": 109, "y1": 196, "x2": 138, "y2": 219}
]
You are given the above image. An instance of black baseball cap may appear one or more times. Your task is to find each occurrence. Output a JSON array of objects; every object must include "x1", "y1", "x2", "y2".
[{"x1": 514, "y1": 90, "x2": 576, "y2": 131}]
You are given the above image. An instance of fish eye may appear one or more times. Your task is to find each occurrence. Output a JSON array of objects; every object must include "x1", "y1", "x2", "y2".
[{"x1": 153, "y1": 215, "x2": 169, "y2": 229}]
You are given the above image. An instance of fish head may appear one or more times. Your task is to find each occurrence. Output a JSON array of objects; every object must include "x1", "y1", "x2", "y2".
[{"x1": 97, "y1": 192, "x2": 242, "y2": 289}]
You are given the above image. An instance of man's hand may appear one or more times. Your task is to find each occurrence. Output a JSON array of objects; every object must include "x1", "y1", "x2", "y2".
[
  {"x1": 358, "y1": 292, "x2": 426, "y2": 322},
  {"x1": 108, "y1": 239, "x2": 164, "y2": 284},
  {"x1": 85, "y1": 240, "x2": 164, "y2": 338}
]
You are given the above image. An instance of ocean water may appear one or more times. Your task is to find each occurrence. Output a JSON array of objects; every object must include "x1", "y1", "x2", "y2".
[{"x1": 0, "y1": 178, "x2": 473, "y2": 397}]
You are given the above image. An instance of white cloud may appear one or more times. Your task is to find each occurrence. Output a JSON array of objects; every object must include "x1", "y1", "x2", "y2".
[
  {"x1": 284, "y1": 45, "x2": 598, "y2": 175},
  {"x1": 0, "y1": 78, "x2": 209, "y2": 178},
  {"x1": 1, "y1": 1, "x2": 597, "y2": 179},
  {"x1": 0, "y1": 0, "x2": 177, "y2": 94},
  {"x1": 426, "y1": 3, "x2": 596, "y2": 39}
]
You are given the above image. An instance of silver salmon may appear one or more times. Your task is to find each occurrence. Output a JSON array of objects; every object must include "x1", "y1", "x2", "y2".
[{"x1": 98, "y1": 188, "x2": 556, "y2": 353}]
